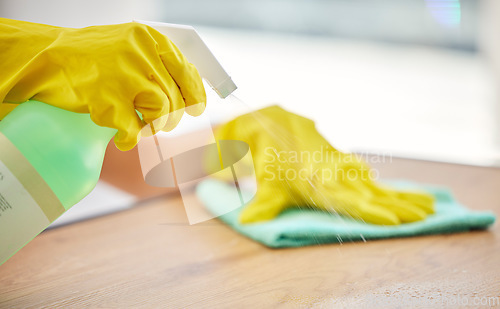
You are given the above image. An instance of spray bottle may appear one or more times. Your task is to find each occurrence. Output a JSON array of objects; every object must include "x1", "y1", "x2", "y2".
[{"x1": 0, "y1": 21, "x2": 237, "y2": 265}]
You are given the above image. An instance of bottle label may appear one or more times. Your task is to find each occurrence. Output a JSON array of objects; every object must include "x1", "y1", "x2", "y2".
[{"x1": 0, "y1": 132, "x2": 65, "y2": 264}]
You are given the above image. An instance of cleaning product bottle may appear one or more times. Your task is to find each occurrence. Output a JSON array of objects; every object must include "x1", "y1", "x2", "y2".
[
  {"x1": 0, "y1": 102, "x2": 116, "y2": 265},
  {"x1": 0, "y1": 21, "x2": 237, "y2": 265}
]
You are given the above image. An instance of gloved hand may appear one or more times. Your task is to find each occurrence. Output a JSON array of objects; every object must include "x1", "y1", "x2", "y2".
[
  {"x1": 0, "y1": 18, "x2": 206, "y2": 151},
  {"x1": 215, "y1": 105, "x2": 435, "y2": 225}
]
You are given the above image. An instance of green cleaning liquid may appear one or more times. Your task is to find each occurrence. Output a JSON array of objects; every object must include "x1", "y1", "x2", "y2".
[{"x1": 0, "y1": 100, "x2": 116, "y2": 265}]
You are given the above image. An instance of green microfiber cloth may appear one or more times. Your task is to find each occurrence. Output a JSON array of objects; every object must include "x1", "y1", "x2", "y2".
[{"x1": 195, "y1": 179, "x2": 496, "y2": 248}]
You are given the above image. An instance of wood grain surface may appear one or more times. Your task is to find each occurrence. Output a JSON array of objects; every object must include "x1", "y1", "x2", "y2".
[{"x1": 0, "y1": 157, "x2": 499, "y2": 308}]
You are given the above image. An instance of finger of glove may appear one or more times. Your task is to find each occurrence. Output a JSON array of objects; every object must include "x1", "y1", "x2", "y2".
[
  {"x1": 161, "y1": 52, "x2": 206, "y2": 116},
  {"x1": 371, "y1": 196, "x2": 428, "y2": 223},
  {"x1": 135, "y1": 70, "x2": 183, "y2": 120},
  {"x1": 161, "y1": 107, "x2": 185, "y2": 132},
  {"x1": 396, "y1": 191, "x2": 435, "y2": 214},
  {"x1": 356, "y1": 202, "x2": 401, "y2": 225},
  {"x1": 141, "y1": 115, "x2": 168, "y2": 138},
  {"x1": 153, "y1": 32, "x2": 207, "y2": 116},
  {"x1": 89, "y1": 99, "x2": 143, "y2": 152},
  {"x1": 239, "y1": 186, "x2": 290, "y2": 224},
  {"x1": 318, "y1": 190, "x2": 400, "y2": 225},
  {"x1": 135, "y1": 77, "x2": 189, "y2": 136},
  {"x1": 364, "y1": 181, "x2": 435, "y2": 215}
]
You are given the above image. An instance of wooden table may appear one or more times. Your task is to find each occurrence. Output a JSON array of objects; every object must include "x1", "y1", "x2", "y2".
[{"x1": 0, "y1": 157, "x2": 499, "y2": 308}]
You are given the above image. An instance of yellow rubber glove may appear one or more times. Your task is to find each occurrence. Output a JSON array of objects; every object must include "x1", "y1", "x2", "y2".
[
  {"x1": 215, "y1": 105, "x2": 435, "y2": 225},
  {"x1": 0, "y1": 18, "x2": 206, "y2": 151}
]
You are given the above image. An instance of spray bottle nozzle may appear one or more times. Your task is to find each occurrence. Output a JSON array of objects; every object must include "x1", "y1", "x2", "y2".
[{"x1": 134, "y1": 20, "x2": 237, "y2": 99}]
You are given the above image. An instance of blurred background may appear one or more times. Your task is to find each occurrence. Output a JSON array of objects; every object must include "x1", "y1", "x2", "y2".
[{"x1": 1, "y1": 0, "x2": 499, "y2": 166}]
